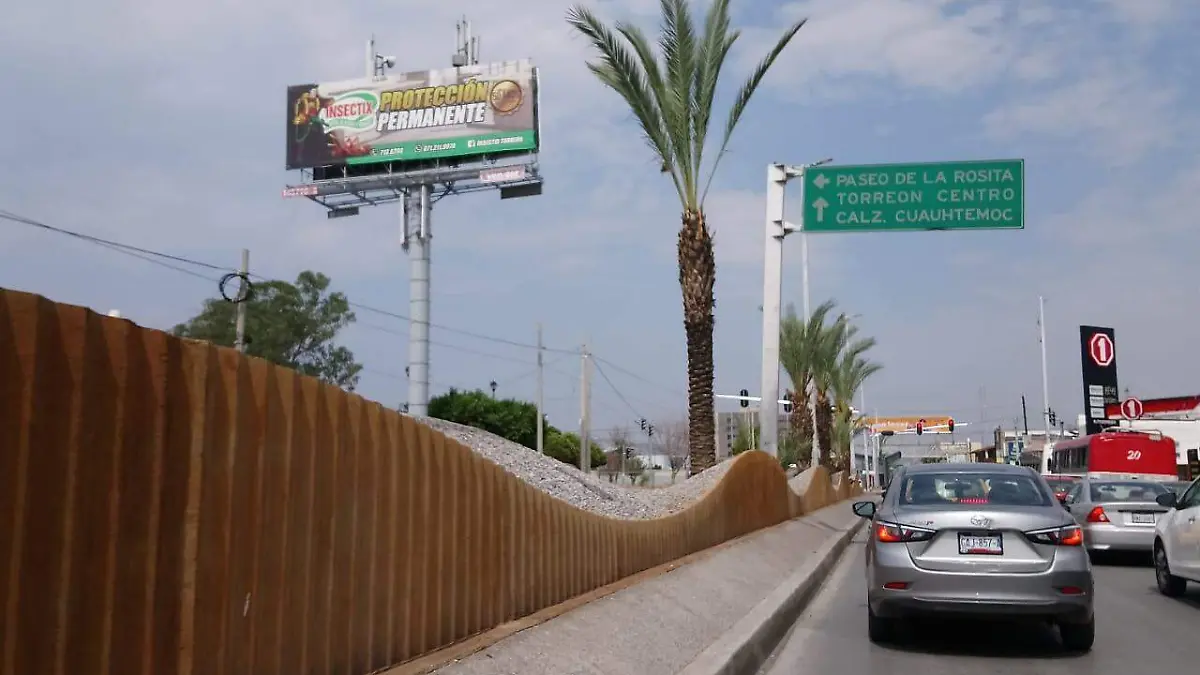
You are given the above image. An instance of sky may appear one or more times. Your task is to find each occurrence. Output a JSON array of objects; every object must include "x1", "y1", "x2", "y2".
[{"x1": 1, "y1": 0, "x2": 1198, "y2": 447}]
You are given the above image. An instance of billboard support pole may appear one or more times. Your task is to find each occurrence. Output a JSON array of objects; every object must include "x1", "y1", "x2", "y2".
[{"x1": 405, "y1": 185, "x2": 433, "y2": 416}]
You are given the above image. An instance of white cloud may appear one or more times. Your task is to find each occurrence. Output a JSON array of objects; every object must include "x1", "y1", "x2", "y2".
[{"x1": 982, "y1": 67, "x2": 1180, "y2": 165}]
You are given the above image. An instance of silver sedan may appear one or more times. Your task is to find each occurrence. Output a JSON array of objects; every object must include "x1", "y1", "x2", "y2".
[
  {"x1": 852, "y1": 462, "x2": 1094, "y2": 652},
  {"x1": 1061, "y1": 478, "x2": 1172, "y2": 554}
]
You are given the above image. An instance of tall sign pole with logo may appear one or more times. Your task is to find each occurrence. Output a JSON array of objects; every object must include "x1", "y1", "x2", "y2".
[
  {"x1": 1079, "y1": 325, "x2": 1119, "y2": 435},
  {"x1": 283, "y1": 19, "x2": 544, "y2": 416}
]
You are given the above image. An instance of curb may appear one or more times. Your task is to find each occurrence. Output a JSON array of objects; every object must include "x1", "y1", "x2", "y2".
[{"x1": 676, "y1": 515, "x2": 866, "y2": 675}]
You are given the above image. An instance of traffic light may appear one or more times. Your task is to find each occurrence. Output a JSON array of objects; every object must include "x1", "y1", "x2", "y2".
[
  {"x1": 638, "y1": 418, "x2": 647, "y2": 430},
  {"x1": 739, "y1": 388, "x2": 749, "y2": 409},
  {"x1": 947, "y1": 418, "x2": 955, "y2": 433},
  {"x1": 782, "y1": 391, "x2": 793, "y2": 414},
  {"x1": 1048, "y1": 409, "x2": 1057, "y2": 425},
  {"x1": 647, "y1": 424, "x2": 655, "y2": 437},
  {"x1": 916, "y1": 418, "x2": 925, "y2": 436}
]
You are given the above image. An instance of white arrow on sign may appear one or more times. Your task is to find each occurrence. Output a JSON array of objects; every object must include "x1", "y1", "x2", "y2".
[
  {"x1": 812, "y1": 197, "x2": 829, "y2": 222},
  {"x1": 812, "y1": 173, "x2": 829, "y2": 189}
]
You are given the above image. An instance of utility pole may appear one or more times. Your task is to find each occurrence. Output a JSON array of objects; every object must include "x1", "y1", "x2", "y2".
[
  {"x1": 234, "y1": 248, "x2": 249, "y2": 353},
  {"x1": 1038, "y1": 296, "x2": 1051, "y2": 448},
  {"x1": 760, "y1": 157, "x2": 833, "y2": 460},
  {"x1": 579, "y1": 341, "x2": 592, "y2": 473},
  {"x1": 1021, "y1": 395, "x2": 1029, "y2": 436},
  {"x1": 536, "y1": 322, "x2": 544, "y2": 454}
]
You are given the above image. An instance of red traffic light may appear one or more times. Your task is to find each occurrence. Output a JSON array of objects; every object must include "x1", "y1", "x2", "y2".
[
  {"x1": 947, "y1": 418, "x2": 955, "y2": 433},
  {"x1": 916, "y1": 418, "x2": 925, "y2": 435}
]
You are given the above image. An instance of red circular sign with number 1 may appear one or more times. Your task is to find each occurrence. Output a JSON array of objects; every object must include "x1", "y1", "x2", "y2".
[
  {"x1": 1089, "y1": 332, "x2": 1114, "y2": 367},
  {"x1": 1121, "y1": 397, "x2": 1144, "y2": 420}
]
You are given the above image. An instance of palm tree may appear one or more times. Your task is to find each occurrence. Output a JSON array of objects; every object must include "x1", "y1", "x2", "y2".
[
  {"x1": 780, "y1": 300, "x2": 837, "y2": 461},
  {"x1": 830, "y1": 350, "x2": 883, "y2": 472},
  {"x1": 811, "y1": 318, "x2": 846, "y2": 467},
  {"x1": 567, "y1": 0, "x2": 807, "y2": 473}
]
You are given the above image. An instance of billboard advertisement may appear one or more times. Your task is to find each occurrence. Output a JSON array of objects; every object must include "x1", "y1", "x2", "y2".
[
  {"x1": 866, "y1": 416, "x2": 954, "y2": 434},
  {"x1": 286, "y1": 59, "x2": 539, "y2": 170}
]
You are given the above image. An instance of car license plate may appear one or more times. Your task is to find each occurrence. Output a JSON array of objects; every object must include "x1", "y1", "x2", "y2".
[
  {"x1": 958, "y1": 533, "x2": 1003, "y2": 555},
  {"x1": 1130, "y1": 513, "x2": 1156, "y2": 525}
]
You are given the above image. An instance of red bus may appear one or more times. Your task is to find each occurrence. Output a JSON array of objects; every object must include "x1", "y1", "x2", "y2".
[{"x1": 1043, "y1": 429, "x2": 1178, "y2": 480}]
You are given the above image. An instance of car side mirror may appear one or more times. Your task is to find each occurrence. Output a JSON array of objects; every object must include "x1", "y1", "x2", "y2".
[
  {"x1": 852, "y1": 501, "x2": 877, "y2": 519},
  {"x1": 1155, "y1": 492, "x2": 1178, "y2": 508}
]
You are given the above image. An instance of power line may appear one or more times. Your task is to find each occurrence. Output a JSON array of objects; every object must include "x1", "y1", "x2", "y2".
[
  {"x1": 2, "y1": 207, "x2": 683, "y2": 397},
  {"x1": 592, "y1": 359, "x2": 644, "y2": 419},
  {"x1": 592, "y1": 355, "x2": 681, "y2": 395},
  {"x1": 0, "y1": 207, "x2": 580, "y2": 353}
]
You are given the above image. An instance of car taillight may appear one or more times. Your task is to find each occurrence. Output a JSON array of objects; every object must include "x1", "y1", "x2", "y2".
[
  {"x1": 1025, "y1": 525, "x2": 1084, "y2": 546},
  {"x1": 958, "y1": 497, "x2": 989, "y2": 504},
  {"x1": 1086, "y1": 506, "x2": 1109, "y2": 523},
  {"x1": 875, "y1": 522, "x2": 935, "y2": 543}
]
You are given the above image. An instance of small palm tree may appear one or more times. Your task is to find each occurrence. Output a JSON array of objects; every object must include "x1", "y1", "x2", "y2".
[
  {"x1": 831, "y1": 351, "x2": 883, "y2": 472},
  {"x1": 567, "y1": 0, "x2": 807, "y2": 474},
  {"x1": 780, "y1": 300, "x2": 837, "y2": 460}
]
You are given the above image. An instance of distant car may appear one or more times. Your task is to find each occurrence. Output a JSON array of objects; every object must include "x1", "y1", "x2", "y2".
[
  {"x1": 1152, "y1": 477, "x2": 1200, "y2": 597},
  {"x1": 1061, "y1": 478, "x2": 1172, "y2": 554},
  {"x1": 852, "y1": 463, "x2": 1094, "y2": 652},
  {"x1": 1044, "y1": 475, "x2": 1082, "y2": 502}
]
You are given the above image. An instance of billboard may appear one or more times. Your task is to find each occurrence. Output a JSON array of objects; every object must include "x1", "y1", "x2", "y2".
[
  {"x1": 286, "y1": 59, "x2": 539, "y2": 171},
  {"x1": 1079, "y1": 325, "x2": 1119, "y2": 435},
  {"x1": 866, "y1": 416, "x2": 954, "y2": 434}
]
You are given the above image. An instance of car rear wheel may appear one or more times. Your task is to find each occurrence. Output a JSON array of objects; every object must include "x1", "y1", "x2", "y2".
[
  {"x1": 867, "y1": 607, "x2": 895, "y2": 644},
  {"x1": 1058, "y1": 616, "x2": 1094, "y2": 652},
  {"x1": 1154, "y1": 543, "x2": 1187, "y2": 598}
]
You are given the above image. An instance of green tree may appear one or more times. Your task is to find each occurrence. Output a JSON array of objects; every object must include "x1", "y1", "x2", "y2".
[
  {"x1": 428, "y1": 388, "x2": 541, "y2": 448},
  {"x1": 780, "y1": 301, "x2": 881, "y2": 471},
  {"x1": 731, "y1": 422, "x2": 758, "y2": 455},
  {"x1": 544, "y1": 428, "x2": 607, "y2": 469},
  {"x1": 568, "y1": 0, "x2": 806, "y2": 475},
  {"x1": 429, "y1": 389, "x2": 606, "y2": 469},
  {"x1": 830, "y1": 342, "x2": 883, "y2": 473},
  {"x1": 173, "y1": 270, "x2": 362, "y2": 389},
  {"x1": 780, "y1": 300, "x2": 838, "y2": 460}
]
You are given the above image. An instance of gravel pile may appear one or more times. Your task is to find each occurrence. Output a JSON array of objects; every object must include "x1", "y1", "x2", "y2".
[{"x1": 417, "y1": 417, "x2": 735, "y2": 520}]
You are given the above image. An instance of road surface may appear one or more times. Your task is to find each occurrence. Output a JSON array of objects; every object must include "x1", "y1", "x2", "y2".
[{"x1": 761, "y1": 531, "x2": 1198, "y2": 674}]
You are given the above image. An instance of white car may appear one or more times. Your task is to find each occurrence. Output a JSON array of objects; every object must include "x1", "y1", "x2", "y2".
[{"x1": 1152, "y1": 477, "x2": 1200, "y2": 596}]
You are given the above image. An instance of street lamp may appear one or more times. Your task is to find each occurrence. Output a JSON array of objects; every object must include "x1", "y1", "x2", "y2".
[{"x1": 489, "y1": 380, "x2": 497, "y2": 398}]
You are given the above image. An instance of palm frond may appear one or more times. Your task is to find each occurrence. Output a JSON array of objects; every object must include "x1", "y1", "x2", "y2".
[
  {"x1": 567, "y1": 6, "x2": 684, "y2": 201},
  {"x1": 700, "y1": 17, "x2": 807, "y2": 204},
  {"x1": 658, "y1": 0, "x2": 701, "y2": 202},
  {"x1": 690, "y1": 0, "x2": 733, "y2": 183}
]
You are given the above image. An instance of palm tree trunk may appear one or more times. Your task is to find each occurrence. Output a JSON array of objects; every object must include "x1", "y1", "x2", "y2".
[
  {"x1": 815, "y1": 388, "x2": 834, "y2": 467},
  {"x1": 679, "y1": 208, "x2": 717, "y2": 474},
  {"x1": 789, "y1": 387, "x2": 813, "y2": 449}
]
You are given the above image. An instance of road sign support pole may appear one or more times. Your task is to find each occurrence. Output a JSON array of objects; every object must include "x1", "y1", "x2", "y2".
[
  {"x1": 759, "y1": 164, "x2": 789, "y2": 460},
  {"x1": 760, "y1": 158, "x2": 832, "y2": 462}
]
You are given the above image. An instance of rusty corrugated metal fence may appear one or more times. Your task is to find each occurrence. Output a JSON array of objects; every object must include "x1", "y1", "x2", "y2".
[{"x1": 0, "y1": 289, "x2": 857, "y2": 675}]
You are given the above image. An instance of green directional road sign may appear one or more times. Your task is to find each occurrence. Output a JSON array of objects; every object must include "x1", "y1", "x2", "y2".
[{"x1": 801, "y1": 159, "x2": 1024, "y2": 233}]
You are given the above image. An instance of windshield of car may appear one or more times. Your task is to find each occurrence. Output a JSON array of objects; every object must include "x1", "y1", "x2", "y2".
[
  {"x1": 1168, "y1": 482, "x2": 1191, "y2": 495},
  {"x1": 899, "y1": 472, "x2": 1052, "y2": 507},
  {"x1": 1087, "y1": 481, "x2": 1170, "y2": 502}
]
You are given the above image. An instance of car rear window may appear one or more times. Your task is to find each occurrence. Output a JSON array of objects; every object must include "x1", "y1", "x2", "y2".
[
  {"x1": 899, "y1": 472, "x2": 1052, "y2": 507},
  {"x1": 1088, "y1": 481, "x2": 1169, "y2": 502}
]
